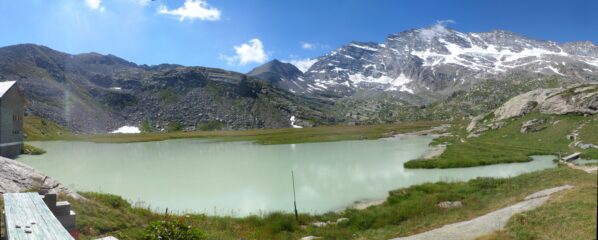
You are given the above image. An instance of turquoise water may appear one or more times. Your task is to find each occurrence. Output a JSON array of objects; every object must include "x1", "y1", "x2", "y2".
[{"x1": 19, "y1": 136, "x2": 556, "y2": 216}]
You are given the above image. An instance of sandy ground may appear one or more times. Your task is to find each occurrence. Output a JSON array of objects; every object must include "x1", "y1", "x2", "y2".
[
  {"x1": 390, "y1": 185, "x2": 574, "y2": 240},
  {"x1": 562, "y1": 161, "x2": 598, "y2": 173}
]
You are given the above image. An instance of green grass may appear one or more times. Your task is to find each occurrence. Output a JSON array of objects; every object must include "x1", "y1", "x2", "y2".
[
  {"x1": 479, "y1": 170, "x2": 597, "y2": 240},
  {"x1": 23, "y1": 116, "x2": 70, "y2": 140},
  {"x1": 63, "y1": 167, "x2": 595, "y2": 240},
  {"x1": 28, "y1": 121, "x2": 443, "y2": 145},
  {"x1": 196, "y1": 120, "x2": 225, "y2": 131},
  {"x1": 578, "y1": 119, "x2": 598, "y2": 159},
  {"x1": 405, "y1": 114, "x2": 596, "y2": 168},
  {"x1": 579, "y1": 119, "x2": 598, "y2": 145},
  {"x1": 22, "y1": 143, "x2": 46, "y2": 155}
]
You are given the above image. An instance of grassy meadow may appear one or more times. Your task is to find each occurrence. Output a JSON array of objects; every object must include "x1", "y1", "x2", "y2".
[
  {"x1": 405, "y1": 114, "x2": 597, "y2": 169},
  {"x1": 49, "y1": 166, "x2": 594, "y2": 240},
  {"x1": 24, "y1": 117, "x2": 443, "y2": 145}
]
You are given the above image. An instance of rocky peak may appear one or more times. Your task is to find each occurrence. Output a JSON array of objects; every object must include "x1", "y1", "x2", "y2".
[
  {"x1": 270, "y1": 25, "x2": 598, "y2": 97},
  {"x1": 247, "y1": 59, "x2": 307, "y2": 93}
]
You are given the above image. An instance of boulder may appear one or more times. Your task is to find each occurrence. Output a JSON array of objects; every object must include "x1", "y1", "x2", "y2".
[
  {"x1": 466, "y1": 114, "x2": 485, "y2": 132},
  {"x1": 311, "y1": 222, "x2": 328, "y2": 228},
  {"x1": 300, "y1": 236, "x2": 322, "y2": 240},
  {"x1": 520, "y1": 118, "x2": 547, "y2": 133},
  {"x1": 437, "y1": 201, "x2": 463, "y2": 209},
  {"x1": 493, "y1": 89, "x2": 557, "y2": 120},
  {"x1": 494, "y1": 85, "x2": 598, "y2": 121},
  {"x1": 0, "y1": 157, "x2": 82, "y2": 200}
]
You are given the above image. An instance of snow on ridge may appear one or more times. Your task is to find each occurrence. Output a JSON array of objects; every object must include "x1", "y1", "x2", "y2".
[
  {"x1": 585, "y1": 58, "x2": 598, "y2": 68},
  {"x1": 546, "y1": 65, "x2": 564, "y2": 76},
  {"x1": 348, "y1": 72, "x2": 414, "y2": 93},
  {"x1": 286, "y1": 58, "x2": 318, "y2": 73},
  {"x1": 349, "y1": 43, "x2": 379, "y2": 52},
  {"x1": 410, "y1": 37, "x2": 571, "y2": 73}
]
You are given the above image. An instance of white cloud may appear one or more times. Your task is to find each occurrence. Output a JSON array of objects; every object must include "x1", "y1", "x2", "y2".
[
  {"x1": 220, "y1": 38, "x2": 268, "y2": 66},
  {"x1": 300, "y1": 41, "x2": 328, "y2": 50},
  {"x1": 85, "y1": 0, "x2": 105, "y2": 11},
  {"x1": 301, "y1": 42, "x2": 314, "y2": 49},
  {"x1": 419, "y1": 19, "x2": 455, "y2": 40},
  {"x1": 158, "y1": 0, "x2": 221, "y2": 22},
  {"x1": 285, "y1": 58, "x2": 318, "y2": 73},
  {"x1": 133, "y1": 0, "x2": 151, "y2": 6}
]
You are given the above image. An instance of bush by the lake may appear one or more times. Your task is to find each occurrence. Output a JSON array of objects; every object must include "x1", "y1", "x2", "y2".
[
  {"x1": 22, "y1": 144, "x2": 46, "y2": 155},
  {"x1": 143, "y1": 219, "x2": 206, "y2": 240},
  {"x1": 167, "y1": 122, "x2": 184, "y2": 132},
  {"x1": 197, "y1": 120, "x2": 225, "y2": 131}
]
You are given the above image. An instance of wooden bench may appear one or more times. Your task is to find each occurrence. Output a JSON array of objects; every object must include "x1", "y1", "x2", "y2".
[{"x1": 3, "y1": 192, "x2": 74, "y2": 240}]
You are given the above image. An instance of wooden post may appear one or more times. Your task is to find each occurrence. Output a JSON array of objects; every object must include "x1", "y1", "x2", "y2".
[{"x1": 292, "y1": 171, "x2": 298, "y2": 221}]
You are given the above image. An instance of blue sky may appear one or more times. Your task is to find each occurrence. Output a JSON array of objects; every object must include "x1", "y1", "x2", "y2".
[{"x1": 1, "y1": 0, "x2": 597, "y2": 72}]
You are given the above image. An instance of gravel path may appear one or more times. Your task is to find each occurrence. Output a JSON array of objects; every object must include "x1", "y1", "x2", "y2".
[{"x1": 391, "y1": 185, "x2": 574, "y2": 240}]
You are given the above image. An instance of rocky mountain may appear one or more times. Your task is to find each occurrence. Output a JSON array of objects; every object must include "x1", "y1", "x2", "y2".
[
  {"x1": 2, "y1": 26, "x2": 597, "y2": 133},
  {"x1": 247, "y1": 60, "x2": 308, "y2": 94},
  {"x1": 251, "y1": 25, "x2": 598, "y2": 98},
  {"x1": 0, "y1": 44, "x2": 333, "y2": 133}
]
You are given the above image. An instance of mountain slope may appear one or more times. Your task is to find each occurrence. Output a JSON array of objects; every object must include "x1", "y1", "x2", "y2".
[{"x1": 0, "y1": 44, "x2": 332, "y2": 133}]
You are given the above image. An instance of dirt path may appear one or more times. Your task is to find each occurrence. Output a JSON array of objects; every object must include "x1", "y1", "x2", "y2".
[{"x1": 390, "y1": 185, "x2": 574, "y2": 240}]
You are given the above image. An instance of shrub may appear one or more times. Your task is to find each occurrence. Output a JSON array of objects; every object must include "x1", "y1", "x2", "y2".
[
  {"x1": 83, "y1": 192, "x2": 131, "y2": 209},
  {"x1": 196, "y1": 120, "x2": 225, "y2": 131},
  {"x1": 263, "y1": 212, "x2": 298, "y2": 233},
  {"x1": 167, "y1": 122, "x2": 184, "y2": 132},
  {"x1": 22, "y1": 144, "x2": 46, "y2": 155},
  {"x1": 140, "y1": 119, "x2": 153, "y2": 133},
  {"x1": 143, "y1": 219, "x2": 206, "y2": 240}
]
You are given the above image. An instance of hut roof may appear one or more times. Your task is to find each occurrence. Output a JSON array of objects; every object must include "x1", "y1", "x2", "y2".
[{"x1": 0, "y1": 81, "x2": 17, "y2": 98}]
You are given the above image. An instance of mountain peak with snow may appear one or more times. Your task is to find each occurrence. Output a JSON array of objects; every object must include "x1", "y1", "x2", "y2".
[{"x1": 251, "y1": 26, "x2": 598, "y2": 97}]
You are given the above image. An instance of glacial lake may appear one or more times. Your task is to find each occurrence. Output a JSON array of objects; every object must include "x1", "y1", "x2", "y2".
[{"x1": 19, "y1": 136, "x2": 556, "y2": 216}]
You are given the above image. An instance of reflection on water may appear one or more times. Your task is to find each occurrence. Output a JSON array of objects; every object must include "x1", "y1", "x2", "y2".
[{"x1": 19, "y1": 136, "x2": 555, "y2": 216}]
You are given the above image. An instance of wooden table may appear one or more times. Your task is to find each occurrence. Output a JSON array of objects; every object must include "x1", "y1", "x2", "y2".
[{"x1": 3, "y1": 192, "x2": 74, "y2": 240}]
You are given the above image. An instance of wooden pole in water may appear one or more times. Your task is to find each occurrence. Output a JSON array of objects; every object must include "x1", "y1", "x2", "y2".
[{"x1": 292, "y1": 171, "x2": 299, "y2": 221}]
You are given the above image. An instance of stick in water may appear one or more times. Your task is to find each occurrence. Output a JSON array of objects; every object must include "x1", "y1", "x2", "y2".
[{"x1": 292, "y1": 171, "x2": 298, "y2": 221}]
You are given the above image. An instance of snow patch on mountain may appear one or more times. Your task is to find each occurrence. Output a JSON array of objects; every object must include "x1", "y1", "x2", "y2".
[
  {"x1": 412, "y1": 37, "x2": 571, "y2": 73},
  {"x1": 349, "y1": 43, "x2": 379, "y2": 51},
  {"x1": 287, "y1": 58, "x2": 318, "y2": 73},
  {"x1": 111, "y1": 126, "x2": 141, "y2": 134},
  {"x1": 290, "y1": 116, "x2": 303, "y2": 128}
]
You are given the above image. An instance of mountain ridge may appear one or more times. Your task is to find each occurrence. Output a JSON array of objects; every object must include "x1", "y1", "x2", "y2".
[
  {"x1": 2, "y1": 25, "x2": 597, "y2": 133},
  {"x1": 0, "y1": 44, "x2": 333, "y2": 133},
  {"x1": 250, "y1": 26, "x2": 598, "y2": 98}
]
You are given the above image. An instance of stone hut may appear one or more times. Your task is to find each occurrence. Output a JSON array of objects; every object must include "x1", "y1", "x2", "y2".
[{"x1": 0, "y1": 81, "x2": 24, "y2": 158}]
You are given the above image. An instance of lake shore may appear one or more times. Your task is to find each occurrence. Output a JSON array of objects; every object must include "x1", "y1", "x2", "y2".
[{"x1": 26, "y1": 120, "x2": 446, "y2": 145}]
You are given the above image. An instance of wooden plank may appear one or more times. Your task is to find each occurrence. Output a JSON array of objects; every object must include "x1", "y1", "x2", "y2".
[
  {"x1": 562, "y1": 152, "x2": 581, "y2": 161},
  {"x1": 3, "y1": 193, "x2": 73, "y2": 240}
]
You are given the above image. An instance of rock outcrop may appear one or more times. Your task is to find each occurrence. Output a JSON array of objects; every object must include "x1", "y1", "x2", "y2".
[
  {"x1": 493, "y1": 84, "x2": 598, "y2": 121},
  {"x1": 520, "y1": 119, "x2": 547, "y2": 133},
  {"x1": 0, "y1": 156, "x2": 82, "y2": 199}
]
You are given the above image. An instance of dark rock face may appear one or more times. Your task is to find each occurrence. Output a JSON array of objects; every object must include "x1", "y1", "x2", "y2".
[{"x1": 0, "y1": 44, "x2": 331, "y2": 133}]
